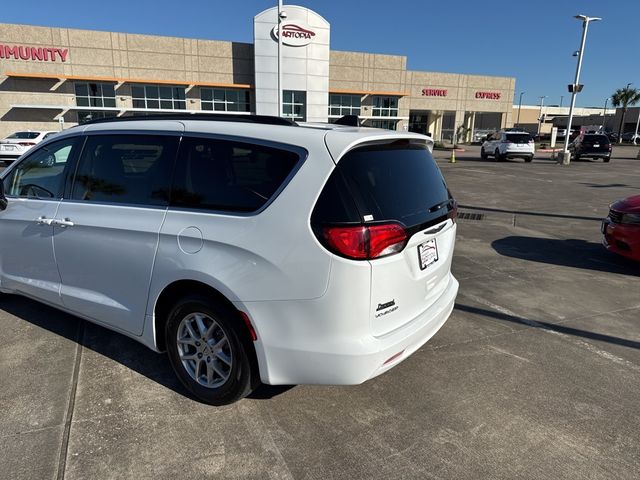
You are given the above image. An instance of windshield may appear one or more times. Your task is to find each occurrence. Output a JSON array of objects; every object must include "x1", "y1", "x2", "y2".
[{"x1": 6, "y1": 132, "x2": 40, "y2": 140}]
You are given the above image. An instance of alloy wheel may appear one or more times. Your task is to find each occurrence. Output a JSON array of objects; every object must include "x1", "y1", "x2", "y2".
[{"x1": 176, "y1": 312, "x2": 233, "y2": 388}]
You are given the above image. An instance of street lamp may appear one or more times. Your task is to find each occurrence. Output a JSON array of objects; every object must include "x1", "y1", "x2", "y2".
[
  {"x1": 537, "y1": 95, "x2": 547, "y2": 137},
  {"x1": 277, "y1": 0, "x2": 286, "y2": 118},
  {"x1": 602, "y1": 97, "x2": 609, "y2": 130},
  {"x1": 560, "y1": 14, "x2": 602, "y2": 165},
  {"x1": 516, "y1": 91, "x2": 525, "y2": 127},
  {"x1": 618, "y1": 83, "x2": 633, "y2": 144}
]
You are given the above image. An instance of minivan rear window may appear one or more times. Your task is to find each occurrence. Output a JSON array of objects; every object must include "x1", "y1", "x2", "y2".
[
  {"x1": 506, "y1": 133, "x2": 531, "y2": 143},
  {"x1": 314, "y1": 141, "x2": 452, "y2": 228}
]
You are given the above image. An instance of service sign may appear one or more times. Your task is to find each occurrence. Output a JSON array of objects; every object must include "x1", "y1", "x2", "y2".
[{"x1": 272, "y1": 22, "x2": 316, "y2": 46}]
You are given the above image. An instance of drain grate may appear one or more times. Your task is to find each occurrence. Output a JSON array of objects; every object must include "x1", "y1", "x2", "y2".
[{"x1": 457, "y1": 212, "x2": 485, "y2": 221}]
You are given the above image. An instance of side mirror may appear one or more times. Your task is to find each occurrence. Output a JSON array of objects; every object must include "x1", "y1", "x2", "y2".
[{"x1": 0, "y1": 180, "x2": 7, "y2": 211}]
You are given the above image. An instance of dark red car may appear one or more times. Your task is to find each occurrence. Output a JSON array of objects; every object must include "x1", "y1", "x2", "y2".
[{"x1": 602, "y1": 195, "x2": 640, "y2": 261}]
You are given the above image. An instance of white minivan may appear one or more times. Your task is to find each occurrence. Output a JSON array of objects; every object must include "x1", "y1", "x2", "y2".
[{"x1": 0, "y1": 115, "x2": 459, "y2": 404}]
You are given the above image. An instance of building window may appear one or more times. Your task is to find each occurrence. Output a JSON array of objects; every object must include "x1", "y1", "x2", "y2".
[
  {"x1": 131, "y1": 85, "x2": 186, "y2": 110},
  {"x1": 372, "y1": 96, "x2": 399, "y2": 117},
  {"x1": 201, "y1": 88, "x2": 250, "y2": 112},
  {"x1": 368, "y1": 119, "x2": 398, "y2": 130},
  {"x1": 283, "y1": 90, "x2": 306, "y2": 121},
  {"x1": 77, "y1": 111, "x2": 118, "y2": 124},
  {"x1": 328, "y1": 94, "x2": 361, "y2": 117},
  {"x1": 75, "y1": 82, "x2": 116, "y2": 108}
]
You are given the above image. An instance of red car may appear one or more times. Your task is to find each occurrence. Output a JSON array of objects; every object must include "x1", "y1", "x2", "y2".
[{"x1": 602, "y1": 195, "x2": 640, "y2": 261}]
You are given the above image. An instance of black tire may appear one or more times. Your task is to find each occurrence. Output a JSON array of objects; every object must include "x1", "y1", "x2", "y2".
[
  {"x1": 524, "y1": 156, "x2": 533, "y2": 163},
  {"x1": 574, "y1": 154, "x2": 580, "y2": 161},
  {"x1": 604, "y1": 157, "x2": 610, "y2": 163},
  {"x1": 495, "y1": 149, "x2": 503, "y2": 162},
  {"x1": 165, "y1": 294, "x2": 257, "y2": 405},
  {"x1": 480, "y1": 148, "x2": 488, "y2": 160}
]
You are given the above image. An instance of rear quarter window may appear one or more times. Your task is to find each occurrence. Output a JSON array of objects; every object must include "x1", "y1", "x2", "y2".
[{"x1": 171, "y1": 136, "x2": 302, "y2": 213}]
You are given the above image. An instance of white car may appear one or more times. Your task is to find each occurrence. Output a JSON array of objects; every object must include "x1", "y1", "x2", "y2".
[
  {"x1": 0, "y1": 130, "x2": 58, "y2": 164},
  {"x1": 481, "y1": 130, "x2": 535, "y2": 162},
  {"x1": 0, "y1": 114, "x2": 459, "y2": 405}
]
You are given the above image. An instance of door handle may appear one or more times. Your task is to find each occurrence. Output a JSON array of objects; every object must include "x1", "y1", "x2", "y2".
[
  {"x1": 53, "y1": 218, "x2": 74, "y2": 228},
  {"x1": 36, "y1": 216, "x2": 54, "y2": 226}
]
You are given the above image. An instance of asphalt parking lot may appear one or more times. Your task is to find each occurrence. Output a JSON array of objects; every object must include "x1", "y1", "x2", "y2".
[{"x1": 1, "y1": 145, "x2": 639, "y2": 480}]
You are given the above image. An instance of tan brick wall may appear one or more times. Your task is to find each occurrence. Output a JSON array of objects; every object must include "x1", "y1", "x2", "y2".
[
  {"x1": 0, "y1": 23, "x2": 254, "y2": 137},
  {"x1": 0, "y1": 23, "x2": 515, "y2": 138}
]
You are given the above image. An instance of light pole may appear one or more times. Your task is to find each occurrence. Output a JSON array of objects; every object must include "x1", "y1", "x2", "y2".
[
  {"x1": 560, "y1": 14, "x2": 602, "y2": 165},
  {"x1": 277, "y1": 0, "x2": 286, "y2": 118},
  {"x1": 602, "y1": 97, "x2": 609, "y2": 130},
  {"x1": 560, "y1": 96, "x2": 564, "y2": 108},
  {"x1": 537, "y1": 95, "x2": 547, "y2": 137},
  {"x1": 617, "y1": 82, "x2": 633, "y2": 144},
  {"x1": 634, "y1": 102, "x2": 640, "y2": 145},
  {"x1": 516, "y1": 91, "x2": 525, "y2": 127}
]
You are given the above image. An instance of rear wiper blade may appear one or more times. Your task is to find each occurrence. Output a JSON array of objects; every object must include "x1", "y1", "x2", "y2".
[{"x1": 427, "y1": 200, "x2": 451, "y2": 213}]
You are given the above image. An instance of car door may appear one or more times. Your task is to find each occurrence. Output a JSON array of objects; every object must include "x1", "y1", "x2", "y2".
[
  {"x1": 0, "y1": 136, "x2": 81, "y2": 305},
  {"x1": 53, "y1": 132, "x2": 180, "y2": 335}
]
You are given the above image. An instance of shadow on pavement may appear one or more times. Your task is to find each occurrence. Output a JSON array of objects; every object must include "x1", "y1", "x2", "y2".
[
  {"x1": 492, "y1": 236, "x2": 639, "y2": 276},
  {"x1": 0, "y1": 295, "x2": 293, "y2": 402},
  {"x1": 456, "y1": 303, "x2": 640, "y2": 351},
  {"x1": 579, "y1": 182, "x2": 640, "y2": 190},
  {"x1": 460, "y1": 204, "x2": 603, "y2": 222}
]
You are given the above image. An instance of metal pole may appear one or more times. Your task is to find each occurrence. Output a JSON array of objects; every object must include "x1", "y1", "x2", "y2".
[
  {"x1": 562, "y1": 19, "x2": 591, "y2": 165},
  {"x1": 277, "y1": 0, "x2": 283, "y2": 118},
  {"x1": 618, "y1": 83, "x2": 632, "y2": 144},
  {"x1": 516, "y1": 91, "x2": 524, "y2": 127},
  {"x1": 634, "y1": 106, "x2": 640, "y2": 144},
  {"x1": 560, "y1": 96, "x2": 564, "y2": 108},
  {"x1": 537, "y1": 96, "x2": 546, "y2": 137},
  {"x1": 602, "y1": 97, "x2": 608, "y2": 130}
]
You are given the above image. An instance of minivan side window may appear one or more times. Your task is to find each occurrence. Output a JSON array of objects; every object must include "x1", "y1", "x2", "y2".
[
  {"x1": 171, "y1": 136, "x2": 300, "y2": 212},
  {"x1": 3, "y1": 137, "x2": 78, "y2": 199},
  {"x1": 70, "y1": 134, "x2": 178, "y2": 206}
]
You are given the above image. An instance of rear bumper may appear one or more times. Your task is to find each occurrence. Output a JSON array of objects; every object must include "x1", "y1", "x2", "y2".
[
  {"x1": 578, "y1": 152, "x2": 610, "y2": 158},
  {"x1": 243, "y1": 274, "x2": 459, "y2": 385},
  {"x1": 602, "y1": 220, "x2": 640, "y2": 261},
  {"x1": 502, "y1": 148, "x2": 534, "y2": 159},
  {"x1": 0, "y1": 154, "x2": 21, "y2": 162}
]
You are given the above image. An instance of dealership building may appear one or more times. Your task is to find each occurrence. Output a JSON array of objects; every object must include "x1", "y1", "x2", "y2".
[{"x1": 0, "y1": 5, "x2": 516, "y2": 141}]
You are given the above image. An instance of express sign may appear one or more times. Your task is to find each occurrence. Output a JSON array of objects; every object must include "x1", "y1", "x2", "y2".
[
  {"x1": 0, "y1": 44, "x2": 69, "y2": 62},
  {"x1": 475, "y1": 91, "x2": 501, "y2": 100},
  {"x1": 272, "y1": 23, "x2": 316, "y2": 47}
]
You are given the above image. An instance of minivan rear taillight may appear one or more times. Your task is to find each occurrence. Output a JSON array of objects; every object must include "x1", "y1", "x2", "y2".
[
  {"x1": 322, "y1": 223, "x2": 408, "y2": 260},
  {"x1": 18, "y1": 142, "x2": 36, "y2": 146}
]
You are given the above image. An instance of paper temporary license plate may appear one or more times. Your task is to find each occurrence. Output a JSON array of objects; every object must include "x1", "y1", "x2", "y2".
[
  {"x1": 418, "y1": 239, "x2": 439, "y2": 270},
  {"x1": 0, "y1": 144, "x2": 16, "y2": 151}
]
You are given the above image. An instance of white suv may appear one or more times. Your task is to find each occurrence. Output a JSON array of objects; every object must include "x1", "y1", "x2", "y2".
[
  {"x1": 0, "y1": 115, "x2": 459, "y2": 405},
  {"x1": 481, "y1": 130, "x2": 535, "y2": 162},
  {"x1": 0, "y1": 130, "x2": 58, "y2": 164}
]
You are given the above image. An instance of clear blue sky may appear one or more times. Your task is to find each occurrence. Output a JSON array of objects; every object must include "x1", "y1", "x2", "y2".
[{"x1": 3, "y1": 0, "x2": 637, "y2": 107}]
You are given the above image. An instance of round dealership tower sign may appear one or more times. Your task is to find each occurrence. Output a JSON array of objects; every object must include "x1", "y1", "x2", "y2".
[{"x1": 271, "y1": 22, "x2": 316, "y2": 46}]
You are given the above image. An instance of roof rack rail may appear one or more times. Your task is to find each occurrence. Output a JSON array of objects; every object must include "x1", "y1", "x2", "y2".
[{"x1": 81, "y1": 113, "x2": 298, "y2": 127}]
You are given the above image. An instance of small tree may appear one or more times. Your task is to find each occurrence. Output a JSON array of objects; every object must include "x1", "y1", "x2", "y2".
[{"x1": 611, "y1": 86, "x2": 640, "y2": 143}]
